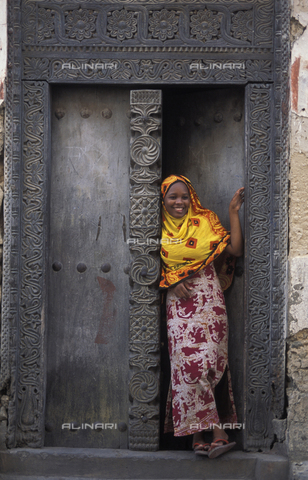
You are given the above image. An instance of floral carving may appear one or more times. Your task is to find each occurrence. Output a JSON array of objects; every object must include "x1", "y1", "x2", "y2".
[
  {"x1": 64, "y1": 8, "x2": 97, "y2": 41},
  {"x1": 37, "y1": 8, "x2": 55, "y2": 41},
  {"x1": 231, "y1": 10, "x2": 253, "y2": 42},
  {"x1": 148, "y1": 9, "x2": 179, "y2": 41},
  {"x1": 138, "y1": 60, "x2": 156, "y2": 79},
  {"x1": 107, "y1": 9, "x2": 137, "y2": 41},
  {"x1": 24, "y1": 58, "x2": 49, "y2": 80},
  {"x1": 190, "y1": 9, "x2": 223, "y2": 41}
]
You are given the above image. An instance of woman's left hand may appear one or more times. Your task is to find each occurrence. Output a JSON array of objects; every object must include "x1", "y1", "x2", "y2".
[{"x1": 229, "y1": 187, "x2": 244, "y2": 213}]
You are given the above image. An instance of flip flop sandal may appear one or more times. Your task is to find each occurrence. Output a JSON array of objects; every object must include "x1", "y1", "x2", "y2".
[
  {"x1": 208, "y1": 439, "x2": 236, "y2": 459},
  {"x1": 193, "y1": 442, "x2": 210, "y2": 456}
]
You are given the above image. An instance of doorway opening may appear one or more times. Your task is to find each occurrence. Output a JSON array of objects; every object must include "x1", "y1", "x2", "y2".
[
  {"x1": 45, "y1": 84, "x2": 245, "y2": 450},
  {"x1": 160, "y1": 85, "x2": 245, "y2": 450}
]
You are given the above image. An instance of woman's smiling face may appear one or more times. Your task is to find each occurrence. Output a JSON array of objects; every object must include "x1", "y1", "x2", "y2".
[{"x1": 164, "y1": 181, "x2": 190, "y2": 218}]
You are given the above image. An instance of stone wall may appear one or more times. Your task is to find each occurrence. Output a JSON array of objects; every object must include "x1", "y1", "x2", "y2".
[
  {"x1": 288, "y1": 0, "x2": 308, "y2": 476},
  {"x1": 0, "y1": 0, "x2": 7, "y2": 450},
  {"x1": 0, "y1": 104, "x2": 6, "y2": 449}
]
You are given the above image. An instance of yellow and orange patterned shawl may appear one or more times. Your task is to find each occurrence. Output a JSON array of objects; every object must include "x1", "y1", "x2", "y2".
[{"x1": 159, "y1": 175, "x2": 235, "y2": 291}]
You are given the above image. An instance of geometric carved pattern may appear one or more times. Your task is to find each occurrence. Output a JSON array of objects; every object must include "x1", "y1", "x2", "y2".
[
  {"x1": 130, "y1": 196, "x2": 161, "y2": 234},
  {"x1": 244, "y1": 83, "x2": 273, "y2": 449},
  {"x1": 130, "y1": 305, "x2": 160, "y2": 343},
  {"x1": 129, "y1": 404, "x2": 160, "y2": 451},
  {"x1": 128, "y1": 90, "x2": 162, "y2": 451}
]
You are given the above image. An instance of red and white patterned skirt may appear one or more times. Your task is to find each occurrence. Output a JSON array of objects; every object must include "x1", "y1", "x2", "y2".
[{"x1": 164, "y1": 262, "x2": 237, "y2": 436}]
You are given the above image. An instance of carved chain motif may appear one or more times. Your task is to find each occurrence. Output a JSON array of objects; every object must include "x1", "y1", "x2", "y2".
[
  {"x1": 270, "y1": 0, "x2": 289, "y2": 427},
  {"x1": 128, "y1": 90, "x2": 162, "y2": 451},
  {"x1": 22, "y1": 1, "x2": 272, "y2": 47},
  {"x1": 245, "y1": 83, "x2": 272, "y2": 448}
]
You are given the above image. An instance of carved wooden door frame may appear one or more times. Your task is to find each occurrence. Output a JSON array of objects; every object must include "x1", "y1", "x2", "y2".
[{"x1": 1, "y1": 0, "x2": 289, "y2": 451}]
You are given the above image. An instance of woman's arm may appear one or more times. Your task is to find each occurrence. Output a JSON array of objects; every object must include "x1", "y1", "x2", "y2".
[{"x1": 225, "y1": 187, "x2": 244, "y2": 257}]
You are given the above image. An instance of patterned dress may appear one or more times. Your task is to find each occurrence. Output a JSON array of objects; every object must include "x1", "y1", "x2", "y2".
[{"x1": 164, "y1": 263, "x2": 237, "y2": 436}]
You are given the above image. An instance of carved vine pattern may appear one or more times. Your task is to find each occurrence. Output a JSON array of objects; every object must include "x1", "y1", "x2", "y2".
[
  {"x1": 246, "y1": 83, "x2": 272, "y2": 447},
  {"x1": 23, "y1": 57, "x2": 273, "y2": 83},
  {"x1": 16, "y1": 81, "x2": 47, "y2": 447},
  {"x1": 128, "y1": 90, "x2": 162, "y2": 451}
]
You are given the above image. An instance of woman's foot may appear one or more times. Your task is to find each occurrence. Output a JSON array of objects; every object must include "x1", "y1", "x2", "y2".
[
  {"x1": 212, "y1": 425, "x2": 228, "y2": 443},
  {"x1": 208, "y1": 426, "x2": 235, "y2": 459},
  {"x1": 192, "y1": 431, "x2": 210, "y2": 455},
  {"x1": 208, "y1": 438, "x2": 236, "y2": 459}
]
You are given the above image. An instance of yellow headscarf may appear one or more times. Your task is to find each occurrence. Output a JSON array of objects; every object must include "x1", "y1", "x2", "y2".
[{"x1": 160, "y1": 175, "x2": 235, "y2": 290}]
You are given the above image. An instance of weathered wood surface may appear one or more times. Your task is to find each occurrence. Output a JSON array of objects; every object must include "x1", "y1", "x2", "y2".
[{"x1": 45, "y1": 86, "x2": 131, "y2": 448}]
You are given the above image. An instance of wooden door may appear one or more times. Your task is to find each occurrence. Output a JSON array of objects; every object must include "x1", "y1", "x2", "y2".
[
  {"x1": 161, "y1": 86, "x2": 245, "y2": 448},
  {"x1": 45, "y1": 85, "x2": 244, "y2": 450},
  {"x1": 45, "y1": 86, "x2": 131, "y2": 448}
]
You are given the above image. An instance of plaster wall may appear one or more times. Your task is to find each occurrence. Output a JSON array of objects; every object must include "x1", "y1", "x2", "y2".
[
  {"x1": 0, "y1": 0, "x2": 7, "y2": 104},
  {"x1": 288, "y1": 0, "x2": 308, "y2": 475},
  {"x1": 0, "y1": 0, "x2": 6, "y2": 449}
]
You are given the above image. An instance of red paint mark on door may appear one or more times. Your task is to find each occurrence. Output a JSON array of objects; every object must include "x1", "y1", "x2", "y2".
[
  {"x1": 291, "y1": 56, "x2": 300, "y2": 112},
  {"x1": 95, "y1": 276, "x2": 116, "y2": 344}
]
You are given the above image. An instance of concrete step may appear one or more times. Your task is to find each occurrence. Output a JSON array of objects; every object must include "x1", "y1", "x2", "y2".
[{"x1": 0, "y1": 448, "x2": 289, "y2": 480}]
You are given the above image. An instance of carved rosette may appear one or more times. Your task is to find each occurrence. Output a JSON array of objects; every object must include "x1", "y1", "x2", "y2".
[
  {"x1": 64, "y1": 8, "x2": 98, "y2": 41},
  {"x1": 231, "y1": 10, "x2": 253, "y2": 42},
  {"x1": 22, "y1": 2, "x2": 272, "y2": 47},
  {"x1": 245, "y1": 84, "x2": 273, "y2": 449},
  {"x1": 148, "y1": 9, "x2": 179, "y2": 41},
  {"x1": 129, "y1": 90, "x2": 162, "y2": 451},
  {"x1": 190, "y1": 9, "x2": 223, "y2": 41},
  {"x1": 107, "y1": 9, "x2": 138, "y2": 40}
]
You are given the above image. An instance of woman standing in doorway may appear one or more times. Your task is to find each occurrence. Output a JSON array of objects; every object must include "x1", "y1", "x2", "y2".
[{"x1": 160, "y1": 175, "x2": 244, "y2": 459}]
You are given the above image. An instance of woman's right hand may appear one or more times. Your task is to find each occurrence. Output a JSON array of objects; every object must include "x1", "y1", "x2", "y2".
[{"x1": 171, "y1": 280, "x2": 193, "y2": 299}]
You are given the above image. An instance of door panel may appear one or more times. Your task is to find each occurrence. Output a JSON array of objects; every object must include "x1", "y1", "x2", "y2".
[
  {"x1": 162, "y1": 87, "x2": 245, "y2": 447},
  {"x1": 45, "y1": 86, "x2": 131, "y2": 448}
]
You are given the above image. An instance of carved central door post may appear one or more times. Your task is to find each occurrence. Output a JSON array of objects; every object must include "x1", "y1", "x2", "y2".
[{"x1": 128, "y1": 90, "x2": 162, "y2": 451}]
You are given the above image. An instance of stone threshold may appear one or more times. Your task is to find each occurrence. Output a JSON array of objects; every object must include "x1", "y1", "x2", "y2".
[{"x1": 0, "y1": 448, "x2": 289, "y2": 480}]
